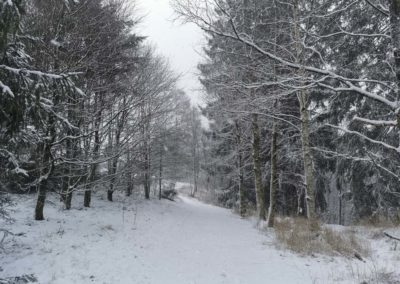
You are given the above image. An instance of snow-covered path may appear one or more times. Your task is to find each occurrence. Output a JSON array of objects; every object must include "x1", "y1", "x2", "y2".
[
  {"x1": 1, "y1": 194, "x2": 376, "y2": 283},
  {"x1": 131, "y1": 196, "x2": 322, "y2": 284}
]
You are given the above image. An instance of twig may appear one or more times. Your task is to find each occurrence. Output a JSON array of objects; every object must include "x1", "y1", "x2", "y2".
[
  {"x1": 384, "y1": 232, "x2": 400, "y2": 241},
  {"x1": 353, "y1": 251, "x2": 365, "y2": 262},
  {"x1": 0, "y1": 229, "x2": 15, "y2": 252}
]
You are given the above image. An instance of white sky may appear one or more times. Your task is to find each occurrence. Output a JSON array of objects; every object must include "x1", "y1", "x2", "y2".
[{"x1": 136, "y1": 0, "x2": 205, "y2": 106}]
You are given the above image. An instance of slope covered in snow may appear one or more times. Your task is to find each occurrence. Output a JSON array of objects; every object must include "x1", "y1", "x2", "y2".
[{"x1": 1, "y1": 192, "x2": 399, "y2": 284}]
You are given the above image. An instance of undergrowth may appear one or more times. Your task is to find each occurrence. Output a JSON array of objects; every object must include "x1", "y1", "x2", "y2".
[{"x1": 273, "y1": 217, "x2": 371, "y2": 258}]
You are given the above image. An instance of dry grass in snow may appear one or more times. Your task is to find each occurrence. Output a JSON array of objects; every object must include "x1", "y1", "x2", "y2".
[{"x1": 273, "y1": 217, "x2": 370, "y2": 259}]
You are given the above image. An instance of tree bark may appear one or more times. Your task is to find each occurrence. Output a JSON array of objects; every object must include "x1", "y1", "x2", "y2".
[
  {"x1": 126, "y1": 150, "x2": 133, "y2": 197},
  {"x1": 144, "y1": 139, "x2": 151, "y2": 200},
  {"x1": 299, "y1": 90, "x2": 316, "y2": 219},
  {"x1": 267, "y1": 121, "x2": 278, "y2": 227},
  {"x1": 108, "y1": 100, "x2": 126, "y2": 202},
  {"x1": 35, "y1": 141, "x2": 54, "y2": 220},
  {"x1": 252, "y1": 113, "x2": 266, "y2": 221},
  {"x1": 84, "y1": 190, "x2": 91, "y2": 207},
  {"x1": 141, "y1": 101, "x2": 151, "y2": 200},
  {"x1": 60, "y1": 176, "x2": 68, "y2": 204},
  {"x1": 390, "y1": 0, "x2": 400, "y2": 84},
  {"x1": 63, "y1": 91, "x2": 81, "y2": 210},
  {"x1": 65, "y1": 189, "x2": 72, "y2": 210},
  {"x1": 293, "y1": 0, "x2": 316, "y2": 220},
  {"x1": 144, "y1": 173, "x2": 150, "y2": 199},
  {"x1": 35, "y1": 190, "x2": 46, "y2": 221},
  {"x1": 159, "y1": 144, "x2": 163, "y2": 200},
  {"x1": 235, "y1": 121, "x2": 246, "y2": 217},
  {"x1": 107, "y1": 190, "x2": 113, "y2": 202},
  {"x1": 84, "y1": 95, "x2": 102, "y2": 207},
  {"x1": 63, "y1": 163, "x2": 73, "y2": 210},
  {"x1": 35, "y1": 97, "x2": 57, "y2": 220},
  {"x1": 191, "y1": 108, "x2": 199, "y2": 197},
  {"x1": 84, "y1": 166, "x2": 94, "y2": 207},
  {"x1": 389, "y1": 1, "x2": 400, "y2": 127},
  {"x1": 108, "y1": 144, "x2": 118, "y2": 202}
]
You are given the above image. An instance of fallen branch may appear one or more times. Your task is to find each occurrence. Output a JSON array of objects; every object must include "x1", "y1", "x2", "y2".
[
  {"x1": 384, "y1": 232, "x2": 400, "y2": 241},
  {"x1": 161, "y1": 189, "x2": 177, "y2": 202},
  {"x1": 0, "y1": 229, "x2": 14, "y2": 243},
  {"x1": 0, "y1": 229, "x2": 15, "y2": 252},
  {"x1": 161, "y1": 195, "x2": 176, "y2": 202},
  {"x1": 0, "y1": 274, "x2": 38, "y2": 283},
  {"x1": 354, "y1": 251, "x2": 365, "y2": 262}
]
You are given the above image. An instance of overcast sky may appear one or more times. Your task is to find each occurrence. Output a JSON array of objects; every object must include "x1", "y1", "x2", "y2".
[{"x1": 136, "y1": 0, "x2": 205, "y2": 106}]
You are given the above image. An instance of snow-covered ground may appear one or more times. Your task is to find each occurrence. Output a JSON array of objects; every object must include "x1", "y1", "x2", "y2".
[{"x1": 1, "y1": 192, "x2": 399, "y2": 284}]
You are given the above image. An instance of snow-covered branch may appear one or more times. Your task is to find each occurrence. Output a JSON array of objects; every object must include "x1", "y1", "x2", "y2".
[
  {"x1": 353, "y1": 116, "x2": 397, "y2": 127},
  {"x1": 326, "y1": 124, "x2": 400, "y2": 153}
]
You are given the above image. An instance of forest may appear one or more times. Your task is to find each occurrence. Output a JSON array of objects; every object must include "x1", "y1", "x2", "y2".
[
  {"x1": 1, "y1": 0, "x2": 400, "y2": 283},
  {"x1": 174, "y1": 0, "x2": 400, "y2": 226},
  {"x1": 0, "y1": 0, "x2": 204, "y2": 221}
]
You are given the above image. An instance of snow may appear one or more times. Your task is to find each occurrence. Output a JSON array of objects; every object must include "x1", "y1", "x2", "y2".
[
  {"x1": 1, "y1": 193, "x2": 399, "y2": 284},
  {"x1": 0, "y1": 80, "x2": 14, "y2": 98},
  {"x1": 50, "y1": 40, "x2": 61, "y2": 48}
]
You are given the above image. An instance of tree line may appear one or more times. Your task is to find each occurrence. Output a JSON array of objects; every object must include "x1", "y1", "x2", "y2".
[
  {"x1": 174, "y1": 0, "x2": 400, "y2": 226},
  {"x1": 0, "y1": 0, "x2": 203, "y2": 221}
]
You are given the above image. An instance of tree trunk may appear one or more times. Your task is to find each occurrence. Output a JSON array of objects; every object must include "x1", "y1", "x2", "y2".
[
  {"x1": 159, "y1": 146, "x2": 163, "y2": 200},
  {"x1": 84, "y1": 95, "x2": 102, "y2": 207},
  {"x1": 235, "y1": 121, "x2": 246, "y2": 217},
  {"x1": 267, "y1": 121, "x2": 278, "y2": 227},
  {"x1": 144, "y1": 174, "x2": 150, "y2": 199},
  {"x1": 238, "y1": 153, "x2": 246, "y2": 217},
  {"x1": 84, "y1": 190, "x2": 91, "y2": 207},
  {"x1": 35, "y1": 186, "x2": 46, "y2": 221},
  {"x1": 126, "y1": 151, "x2": 133, "y2": 197},
  {"x1": 108, "y1": 168, "x2": 116, "y2": 202},
  {"x1": 191, "y1": 108, "x2": 199, "y2": 197},
  {"x1": 108, "y1": 136, "x2": 118, "y2": 202},
  {"x1": 63, "y1": 91, "x2": 81, "y2": 211},
  {"x1": 107, "y1": 158, "x2": 117, "y2": 202},
  {"x1": 35, "y1": 144, "x2": 54, "y2": 220},
  {"x1": 108, "y1": 119, "x2": 122, "y2": 202},
  {"x1": 107, "y1": 105, "x2": 119, "y2": 203},
  {"x1": 144, "y1": 149, "x2": 150, "y2": 200},
  {"x1": 337, "y1": 175, "x2": 343, "y2": 225},
  {"x1": 35, "y1": 106, "x2": 56, "y2": 220},
  {"x1": 390, "y1": 0, "x2": 400, "y2": 84},
  {"x1": 84, "y1": 165, "x2": 94, "y2": 207},
  {"x1": 389, "y1": 1, "x2": 400, "y2": 127},
  {"x1": 107, "y1": 190, "x2": 113, "y2": 202},
  {"x1": 65, "y1": 190, "x2": 72, "y2": 210},
  {"x1": 299, "y1": 91, "x2": 316, "y2": 220},
  {"x1": 126, "y1": 186, "x2": 133, "y2": 197},
  {"x1": 293, "y1": 0, "x2": 316, "y2": 220},
  {"x1": 141, "y1": 101, "x2": 151, "y2": 200},
  {"x1": 144, "y1": 139, "x2": 150, "y2": 199},
  {"x1": 64, "y1": 164, "x2": 73, "y2": 210},
  {"x1": 61, "y1": 177, "x2": 68, "y2": 203},
  {"x1": 61, "y1": 126, "x2": 71, "y2": 207},
  {"x1": 252, "y1": 113, "x2": 266, "y2": 221},
  {"x1": 84, "y1": 184, "x2": 92, "y2": 207}
]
